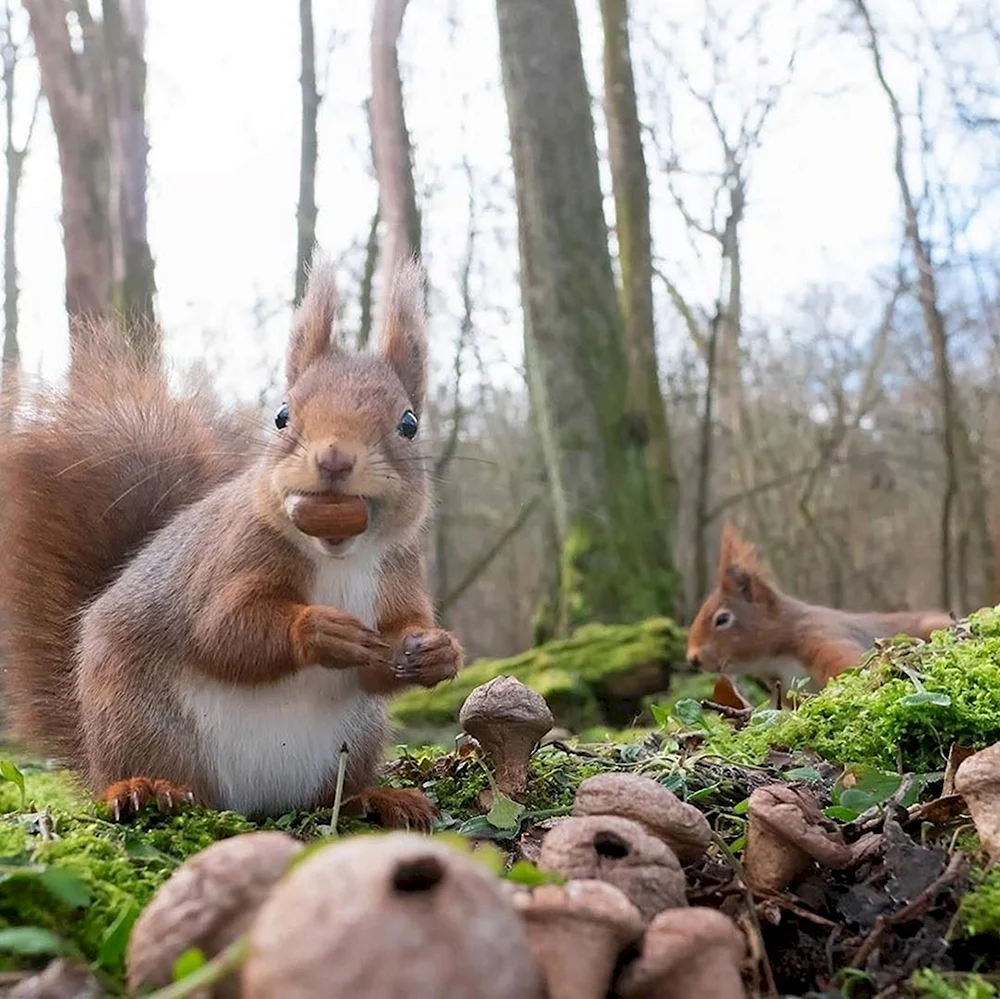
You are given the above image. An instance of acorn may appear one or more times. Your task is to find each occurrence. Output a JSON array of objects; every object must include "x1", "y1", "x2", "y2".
[{"x1": 287, "y1": 494, "x2": 369, "y2": 540}]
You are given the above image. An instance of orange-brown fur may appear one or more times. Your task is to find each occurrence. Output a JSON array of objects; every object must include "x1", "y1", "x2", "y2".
[
  {"x1": 0, "y1": 258, "x2": 461, "y2": 828},
  {"x1": 686, "y1": 524, "x2": 953, "y2": 690}
]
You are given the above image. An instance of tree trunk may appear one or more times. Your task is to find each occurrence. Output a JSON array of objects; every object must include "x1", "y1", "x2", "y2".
[
  {"x1": 370, "y1": 0, "x2": 421, "y2": 326},
  {"x1": 294, "y1": 0, "x2": 318, "y2": 306},
  {"x1": 854, "y1": 0, "x2": 994, "y2": 612},
  {"x1": 103, "y1": 0, "x2": 155, "y2": 338},
  {"x1": 599, "y1": 0, "x2": 679, "y2": 549},
  {"x1": 2, "y1": 0, "x2": 36, "y2": 430},
  {"x1": 26, "y1": 0, "x2": 159, "y2": 374},
  {"x1": 495, "y1": 0, "x2": 677, "y2": 632},
  {"x1": 25, "y1": 0, "x2": 113, "y2": 331}
]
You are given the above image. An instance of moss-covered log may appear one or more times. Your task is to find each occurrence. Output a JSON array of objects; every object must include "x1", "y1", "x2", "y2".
[{"x1": 392, "y1": 616, "x2": 687, "y2": 731}]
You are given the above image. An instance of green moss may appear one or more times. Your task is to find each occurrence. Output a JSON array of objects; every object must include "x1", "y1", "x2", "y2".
[
  {"x1": 959, "y1": 865, "x2": 1000, "y2": 940},
  {"x1": 908, "y1": 971, "x2": 999, "y2": 998},
  {"x1": 715, "y1": 609, "x2": 1000, "y2": 772},
  {"x1": 392, "y1": 616, "x2": 686, "y2": 729}
]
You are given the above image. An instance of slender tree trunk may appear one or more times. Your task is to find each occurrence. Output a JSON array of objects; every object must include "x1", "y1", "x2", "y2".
[
  {"x1": 495, "y1": 0, "x2": 677, "y2": 632},
  {"x1": 370, "y1": 0, "x2": 421, "y2": 328},
  {"x1": 854, "y1": 0, "x2": 993, "y2": 612},
  {"x1": 103, "y1": 0, "x2": 157, "y2": 362},
  {"x1": 294, "y1": 0, "x2": 318, "y2": 306},
  {"x1": 693, "y1": 311, "x2": 721, "y2": 605},
  {"x1": 599, "y1": 0, "x2": 679, "y2": 550},
  {"x1": 2, "y1": 0, "x2": 37, "y2": 430}
]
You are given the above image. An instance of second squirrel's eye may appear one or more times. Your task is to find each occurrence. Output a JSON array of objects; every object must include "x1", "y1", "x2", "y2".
[
  {"x1": 397, "y1": 409, "x2": 419, "y2": 440},
  {"x1": 714, "y1": 609, "x2": 734, "y2": 630},
  {"x1": 274, "y1": 403, "x2": 290, "y2": 430}
]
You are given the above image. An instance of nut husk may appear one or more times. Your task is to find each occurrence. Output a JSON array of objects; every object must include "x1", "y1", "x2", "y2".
[
  {"x1": 512, "y1": 880, "x2": 643, "y2": 999},
  {"x1": 539, "y1": 815, "x2": 687, "y2": 922},
  {"x1": 243, "y1": 832, "x2": 543, "y2": 999},
  {"x1": 572, "y1": 772, "x2": 712, "y2": 863},
  {"x1": 616, "y1": 906, "x2": 747, "y2": 999},
  {"x1": 954, "y1": 740, "x2": 1000, "y2": 860},
  {"x1": 127, "y1": 831, "x2": 302, "y2": 999}
]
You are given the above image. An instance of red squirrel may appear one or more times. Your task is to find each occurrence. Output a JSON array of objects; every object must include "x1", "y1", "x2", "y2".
[
  {"x1": 686, "y1": 523, "x2": 953, "y2": 693},
  {"x1": 0, "y1": 258, "x2": 462, "y2": 828}
]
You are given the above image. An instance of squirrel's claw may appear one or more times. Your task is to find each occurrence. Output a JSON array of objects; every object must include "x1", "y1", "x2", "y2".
[
  {"x1": 100, "y1": 778, "x2": 198, "y2": 822},
  {"x1": 392, "y1": 629, "x2": 463, "y2": 688}
]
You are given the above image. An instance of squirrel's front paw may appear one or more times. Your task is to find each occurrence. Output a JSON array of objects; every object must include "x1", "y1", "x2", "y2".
[
  {"x1": 392, "y1": 629, "x2": 463, "y2": 688},
  {"x1": 296, "y1": 606, "x2": 391, "y2": 670}
]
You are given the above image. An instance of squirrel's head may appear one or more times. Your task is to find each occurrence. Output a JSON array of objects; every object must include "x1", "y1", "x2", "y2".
[
  {"x1": 686, "y1": 523, "x2": 782, "y2": 673},
  {"x1": 267, "y1": 257, "x2": 430, "y2": 558}
]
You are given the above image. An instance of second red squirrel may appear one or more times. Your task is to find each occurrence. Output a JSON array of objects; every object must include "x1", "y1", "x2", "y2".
[
  {"x1": 686, "y1": 523, "x2": 953, "y2": 692},
  {"x1": 0, "y1": 258, "x2": 462, "y2": 828}
]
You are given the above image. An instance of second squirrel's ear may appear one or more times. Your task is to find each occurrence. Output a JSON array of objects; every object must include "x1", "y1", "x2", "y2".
[
  {"x1": 377, "y1": 258, "x2": 427, "y2": 414},
  {"x1": 286, "y1": 258, "x2": 341, "y2": 386},
  {"x1": 717, "y1": 522, "x2": 758, "y2": 581}
]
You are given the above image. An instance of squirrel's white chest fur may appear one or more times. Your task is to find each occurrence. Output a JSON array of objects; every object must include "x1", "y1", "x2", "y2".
[{"x1": 177, "y1": 546, "x2": 386, "y2": 816}]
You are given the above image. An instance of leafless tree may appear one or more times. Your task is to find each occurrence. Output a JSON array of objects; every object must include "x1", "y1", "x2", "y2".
[
  {"x1": 294, "y1": 0, "x2": 319, "y2": 306},
  {"x1": 1, "y1": 0, "x2": 40, "y2": 430}
]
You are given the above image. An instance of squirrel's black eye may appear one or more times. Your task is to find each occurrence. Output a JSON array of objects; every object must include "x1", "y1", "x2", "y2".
[
  {"x1": 274, "y1": 403, "x2": 290, "y2": 430},
  {"x1": 397, "y1": 409, "x2": 419, "y2": 440},
  {"x1": 714, "y1": 609, "x2": 734, "y2": 629}
]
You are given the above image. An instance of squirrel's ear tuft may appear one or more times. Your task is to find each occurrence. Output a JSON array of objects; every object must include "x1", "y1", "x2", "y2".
[
  {"x1": 286, "y1": 257, "x2": 340, "y2": 386},
  {"x1": 377, "y1": 257, "x2": 427, "y2": 413},
  {"x1": 717, "y1": 523, "x2": 758, "y2": 581}
]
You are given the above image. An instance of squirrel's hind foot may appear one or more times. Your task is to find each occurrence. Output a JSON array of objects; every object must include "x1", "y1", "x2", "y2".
[
  {"x1": 343, "y1": 787, "x2": 438, "y2": 832},
  {"x1": 100, "y1": 778, "x2": 196, "y2": 822}
]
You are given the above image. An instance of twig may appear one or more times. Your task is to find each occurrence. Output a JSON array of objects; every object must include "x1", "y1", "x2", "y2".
[
  {"x1": 849, "y1": 852, "x2": 968, "y2": 969},
  {"x1": 144, "y1": 935, "x2": 249, "y2": 999},
  {"x1": 329, "y1": 743, "x2": 349, "y2": 835},
  {"x1": 701, "y1": 700, "x2": 753, "y2": 726},
  {"x1": 712, "y1": 832, "x2": 778, "y2": 997},
  {"x1": 762, "y1": 893, "x2": 839, "y2": 929}
]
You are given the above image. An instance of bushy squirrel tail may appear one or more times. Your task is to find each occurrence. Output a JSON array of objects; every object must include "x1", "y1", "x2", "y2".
[{"x1": 0, "y1": 324, "x2": 254, "y2": 766}]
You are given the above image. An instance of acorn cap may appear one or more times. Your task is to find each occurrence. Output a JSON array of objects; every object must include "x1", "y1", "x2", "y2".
[
  {"x1": 538, "y1": 815, "x2": 687, "y2": 923},
  {"x1": 572, "y1": 772, "x2": 712, "y2": 863},
  {"x1": 127, "y1": 831, "x2": 303, "y2": 999},
  {"x1": 512, "y1": 879, "x2": 644, "y2": 999},
  {"x1": 458, "y1": 676, "x2": 553, "y2": 799},
  {"x1": 242, "y1": 832, "x2": 543, "y2": 999},
  {"x1": 954, "y1": 740, "x2": 1000, "y2": 860},
  {"x1": 743, "y1": 785, "x2": 853, "y2": 892},
  {"x1": 617, "y1": 906, "x2": 747, "y2": 999}
]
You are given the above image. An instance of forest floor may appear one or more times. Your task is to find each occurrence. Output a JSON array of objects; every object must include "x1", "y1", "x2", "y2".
[{"x1": 0, "y1": 612, "x2": 999, "y2": 997}]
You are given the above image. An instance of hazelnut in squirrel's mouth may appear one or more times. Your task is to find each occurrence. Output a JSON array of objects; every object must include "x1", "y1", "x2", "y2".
[{"x1": 284, "y1": 492, "x2": 370, "y2": 553}]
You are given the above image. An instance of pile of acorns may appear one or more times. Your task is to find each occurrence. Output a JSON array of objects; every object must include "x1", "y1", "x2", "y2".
[{"x1": 112, "y1": 675, "x2": 750, "y2": 999}]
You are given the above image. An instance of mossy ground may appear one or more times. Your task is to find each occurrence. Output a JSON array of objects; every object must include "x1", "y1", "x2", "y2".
[
  {"x1": 2, "y1": 608, "x2": 1000, "y2": 993},
  {"x1": 391, "y1": 616, "x2": 686, "y2": 735}
]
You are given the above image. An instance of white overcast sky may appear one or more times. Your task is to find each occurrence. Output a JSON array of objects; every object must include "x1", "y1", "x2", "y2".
[{"x1": 4, "y1": 0, "x2": 997, "y2": 406}]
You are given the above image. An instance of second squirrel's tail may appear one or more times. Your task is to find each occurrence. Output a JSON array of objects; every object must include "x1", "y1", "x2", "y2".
[{"x1": 0, "y1": 327, "x2": 255, "y2": 767}]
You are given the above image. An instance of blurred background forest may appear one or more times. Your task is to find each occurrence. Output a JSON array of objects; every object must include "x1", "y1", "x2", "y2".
[{"x1": 1, "y1": 0, "x2": 998, "y2": 662}]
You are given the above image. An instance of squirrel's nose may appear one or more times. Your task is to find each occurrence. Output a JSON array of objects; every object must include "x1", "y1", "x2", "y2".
[
  {"x1": 686, "y1": 654, "x2": 701, "y2": 670},
  {"x1": 316, "y1": 446, "x2": 356, "y2": 483}
]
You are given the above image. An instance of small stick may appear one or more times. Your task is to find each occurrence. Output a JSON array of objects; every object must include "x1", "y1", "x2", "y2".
[
  {"x1": 329, "y1": 742, "x2": 349, "y2": 835},
  {"x1": 849, "y1": 852, "x2": 967, "y2": 969},
  {"x1": 701, "y1": 700, "x2": 753, "y2": 726},
  {"x1": 712, "y1": 832, "x2": 778, "y2": 997},
  {"x1": 144, "y1": 935, "x2": 249, "y2": 999}
]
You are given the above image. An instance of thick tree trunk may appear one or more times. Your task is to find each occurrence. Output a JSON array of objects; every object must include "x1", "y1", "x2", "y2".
[
  {"x1": 599, "y1": 0, "x2": 679, "y2": 550},
  {"x1": 370, "y1": 0, "x2": 421, "y2": 325},
  {"x1": 495, "y1": 0, "x2": 677, "y2": 632},
  {"x1": 294, "y1": 0, "x2": 318, "y2": 306},
  {"x1": 26, "y1": 0, "x2": 159, "y2": 374},
  {"x1": 25, "y1": 0, "x2": 113, "y2": 331}
]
